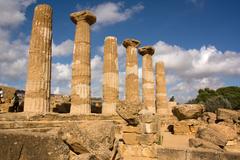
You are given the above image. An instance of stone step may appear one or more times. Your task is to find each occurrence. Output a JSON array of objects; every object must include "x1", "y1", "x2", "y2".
[
  {"x1": 0, "y1": 121, "x2": 65, "y2": 129},
  {"x1": 0, "y1": 112, "x2": 124, "y2": 122},
  {"x1": 157, "y1": 146, "x2": 240, "y2": 160}
]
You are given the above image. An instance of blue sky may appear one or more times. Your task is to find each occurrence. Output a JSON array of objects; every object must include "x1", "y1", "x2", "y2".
[{"x1": 0, "y1": 0, "x2": 239, "y2": 102}]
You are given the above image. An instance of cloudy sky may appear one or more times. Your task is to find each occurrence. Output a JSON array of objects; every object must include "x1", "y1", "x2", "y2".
[{"x1": 0, "y1": 0, "x2": 239, "y2": 103}]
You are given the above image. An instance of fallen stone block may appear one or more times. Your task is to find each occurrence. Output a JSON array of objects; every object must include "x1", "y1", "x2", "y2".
[
  {"x1": 58, "y1": 121, "x2": 115, "y2": 160},
  {"x1": 196, "y1": 127, "x2": 227, "y2": 147},
  {"x1": 0, "y1": 131, "x2": 69, "y2": 160},
  {"x1": 172, "y1": 104, "x2": 205, "y2": 120},
  {"x1": 189, "y1": 138, "x2": 223, "y2": 151},
  {"x1": 217, "y1": 108, "x2": 240, "y2": 123},
  {"x1": 208, "y1": 124, "x2": 238, "y2": 141}
]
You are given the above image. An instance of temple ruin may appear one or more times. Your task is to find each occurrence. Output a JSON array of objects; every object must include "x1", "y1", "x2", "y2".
[
  {"x1": 0, "y1": 3, "x2": 239, "y2": 160},
  {"x1": 23, "y1": 6, "x2": 169, "y2": 115}
]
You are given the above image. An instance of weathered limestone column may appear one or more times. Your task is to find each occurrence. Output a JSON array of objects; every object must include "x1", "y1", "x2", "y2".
[
  {"x1": 156, "y1": 61, "x2": 169, "y2": 115},
  {"x1": 102, "y1": 36, "x2": 119, "y2": 114},
  {"x1": 70, "y1": 10, "x2": 96, "y2": 114},
  {"x1": 123, "y1": 39, "x2": 141, "y2": 103},
  {"x1": 24, "y1": 4, "x2": 52, "y2": 113},
  {"x1": 139, "y1": 46, "x2": 155, "y2": 113}
]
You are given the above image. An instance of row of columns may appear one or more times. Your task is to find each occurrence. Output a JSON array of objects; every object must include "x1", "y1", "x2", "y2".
[{"x1": 24, "y1": 4, "x2": 169, "y2": 115}]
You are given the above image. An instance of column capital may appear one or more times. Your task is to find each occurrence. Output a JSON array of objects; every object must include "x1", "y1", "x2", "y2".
[
  {"x1": 122, "y1": 38, "x2": 141, "y2": 48},
  {"x1": 138, "y1": 46, "x2": 155, "y2": 56},
  {"x1": 70, "y1": 10, "x2": 96, "y2": 25}
]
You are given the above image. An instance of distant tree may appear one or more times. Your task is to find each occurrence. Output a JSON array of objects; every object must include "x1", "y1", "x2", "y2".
[
  {"x1": 186, "y1": 99, "x2": 197, "y2": 104},
  {"x1": 216, "y1": 86, "x2": 240, "y2": 110},
  {"x1": 195, "y1": 88, "x2": 218, "y2": 104},
  {"x1": 205, "y1": 95, "x2": 232, "y2": 112},
  {"x1": 169, "y1": 96, "x2": 175, "y2": 102},
  {"x1": 188, "y1": 86, "x2": 240, "y2": 111}
]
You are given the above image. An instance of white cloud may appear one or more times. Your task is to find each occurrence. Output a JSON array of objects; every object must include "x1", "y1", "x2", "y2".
[
  {"x1": 153, "y1": 41, "x2": 240, "y2": 102},
  {"x1": 51, "y1": 63, "x2": 71, "y2": 95},
  {"x1": 91, "y1": 55, "x2": 103, "y2": 97},
  {"x1": 52, "y1": 63, "x2": 71, "y2": 81},
  {"x1": 153, "y1": 41, "x2": 240, "y2": 77},
  {"x1": 0, "y1": 0, "x2": 36, "y2": 27},
  {"x1": 0, "y1": 0, "x2": 35, "y2": 85},
  {"x1": 77, "y1": 2, "x2": 144, "y2": 29},
  {"x1": 53, "y1": 86, "x2": 60, "y2": 94},
  {"x1": 52, "y1": 39, "x2": 74, "y2": 56},
  {"x1": 50, "y1": 55, "x2": 105, "y2": 97}
]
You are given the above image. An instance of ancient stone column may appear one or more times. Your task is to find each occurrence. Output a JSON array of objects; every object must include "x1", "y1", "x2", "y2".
[
  {"x1": 123, "y1": 39, "x2": 141, "y2": 103},
  {"x1": 102, "y1": 36, "x2": 119, "y2": 114},
  {"x1": 139, "y1": 46, "x2": 155, "y2": 113},
  {"x1": 24, "y1": 4, "x2": 52, "y2": 113},
  {"x1": 70, "y1": 10, "x2": 96, "y2": 114},
  {"x1": 156, "y1": 61, "x2": 169, "y2": 115}
]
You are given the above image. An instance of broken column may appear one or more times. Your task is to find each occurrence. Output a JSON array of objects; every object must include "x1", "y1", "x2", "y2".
[
  {"x1": 156, "y1": 61, "x2": 169, "y2": 115},
  {"x1": 123, "y1": 39, "x2": 141, "y2": 103},
  {"x1": 24, "y1": 4, "x2": 52, "y2": 113},
  {"x1": 139, "y1": 46, "x2": 155, "y2": 113},
  {"x1": 70, "y1": 10, "x2": 96, "y2": 114},
  {"x1": 102, "y1": 36, "x2": 119, "y2": 114}
]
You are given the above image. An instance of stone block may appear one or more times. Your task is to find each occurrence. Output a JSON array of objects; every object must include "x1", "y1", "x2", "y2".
[
  {"x1": 157, "y1": 147, "x2": 186, "y2": 160},
  {"x1": 122, "y1": 125, "x2": 141, "y2": 133},
  {"x1": 124, "y1": 156, "x2": 157, "y2": 160},
  {"x1": 172, "y1": 104, "x2": 205, "y2": 120},
  {"x1": 189, "y1": 138, "x2": 223, "y2": 152},
  {"x1": 186, "y1": 149, "x2": 220, "y2": 160},
  {"x1": 217, "y1": 108, "x2": 240, "y2": 123},
  {"x1": 142, "y1": 145, "x2": 157, "y2": 158},
  {"x1": 196, "y1": 127, "x2": 227, "y2": 147},
  {"x1": 139, "y1": 134, "x2": 157, "y2": 145},
  {"x1": 0, "y1": 131, "x2": 69, "y2": 160},
  {"x1": 121, "y1": 145, "x2": 142, "y2": 157},
  {"x1": 220, "y1": 152, "x2": 240, "y2": 160},
  {"x1": 173, "y1": 119, "x2": 205, "y2": 135},
  {"x1": 122, "y1": 133, "x2": 139, "y2": 145}
]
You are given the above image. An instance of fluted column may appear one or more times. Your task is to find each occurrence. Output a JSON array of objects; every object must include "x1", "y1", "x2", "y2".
[
  {"x1": 123, "y1": 39, "x2": 141, "y2": 103},
  {"x1": 24, "y1": 4, "x2": 52, "y2": 113},
  {"x1": 102, "y1": 36, "x2": 119, "y2": 114},
  {"x1": 139, "y1": 46, "x2": 155, "y2": 113},
  {"x1": 156, "y1": 61, "x2": 168, "y2": 115},
  {"x1": 70, "y1": 10, "x2": 96, "y2": 114}
]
